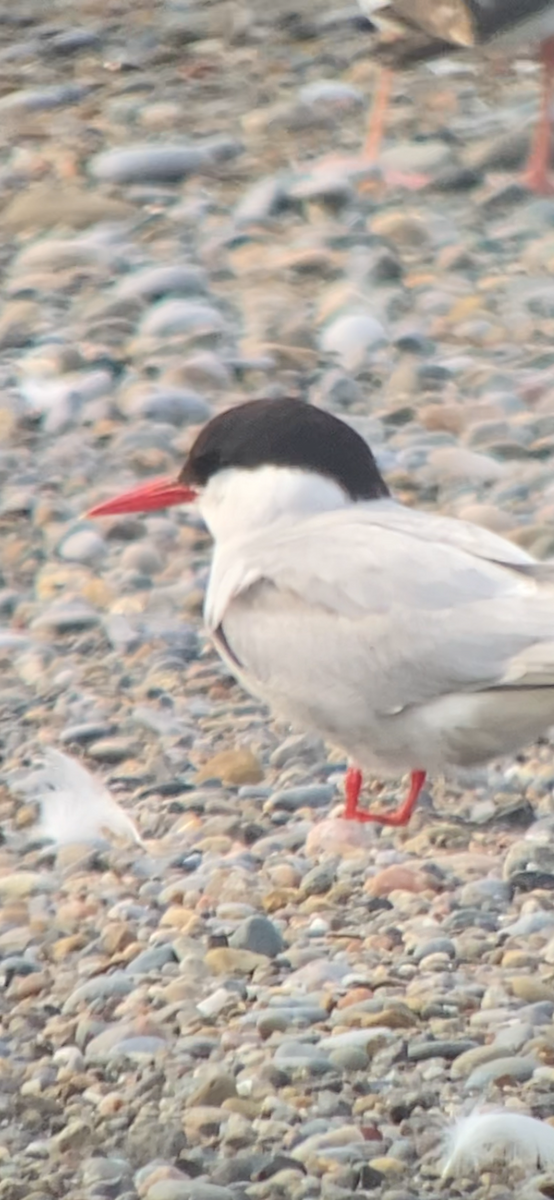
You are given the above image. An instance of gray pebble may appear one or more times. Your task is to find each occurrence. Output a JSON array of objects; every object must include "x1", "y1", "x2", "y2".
[
  {"x1": 300, "y1": 863, "x2": 336, "y2": 897},
  {"x1": 90, "y1": 142, "x2": 236, "y2": 184},
  {"x1": 139, "y1": 300, "x2": 226, "y2": 338},
  {"x1": 257, "y1": 1006, "x2": 327, "y2": 1037},
  {"x1": 465, "y1": 1055, "x2": 537, "y2": 1089},
  {"x1": 273, "y1": 1041, "x2": 332, "y2": 1074},
  {"x1": 328, "y1": 1046, "x2": 370, "y2": 1071},
  {"x1": 268, "y1": 784, "x2": 335, "y2": 811},
  {"x1": 229, "y1": 915, "x2": 284, "y2": 958},
  {"x1": 0, "y1": 83, "x2": 93, "y2": 111},
  {"x1": 58, "y1": 529, "x2": 107, "y2": 564},
  {"x1": 503, "y1": 840, "x2": 554, "y2": 886},
  {"x1": 381, "y1": 139, "x2": 453, "y2": 175},
  {"x1": 106, "y1": 1036, "x2": 168, "y2": 1061},
  {"x1": 86, "y1": 737, "x2": 138, "y2": 763},
  {"x1": 31, "y1": 602, "x2": 101, "y2": 632},
  {"x1": 458, "y1": 878, "x2": 511, "y2": 907},
  {"x1": 43, "y1": 29, "x2": 103, "y2": 56},
  {"x1": 60, "y1": 723, "x2": 117, "y2": 746},
  {"x1": 120, "y1": 543, "x2": 162, "y2": 575},
  {"x1": 502, "y1": 913, "x2": 554, "y2": 937},
  {"x1": 113, "y1": 264, "x2": 207, "y2": 300},
  {"x1": 492, "y1": 1022, "x2": 533, "y2": 1053},
  {"x1": 124, "y1": 388, "x2": 211, "y2": 426},
  {"x1": 126, "y1": 944, "x2": 177, "y2": 974},
  {"x1": 235, "y1": 175, "x2": 291, "y2": 225},
  {"x1": 63, "y1": 972, "x2": 133, "y2": 1013},
  {"x1": 288, "y1": 170, "x2": 355, "y2": 207},
  {"x1": 407, "y1": 1039, "x2": 477, "y2": 1062},
  {"x1": 314, "y1": 370, "x2": 364, "y2": 410},
  {"x1": 82, "y1": 1158, "x2": 130, "y2": 1186},
  {"x1": 319, "y1": 313, "x2": 388, "y2": 370},
  {"x1": 412, "y1": 938, "x2": 456, "y2": 962},
  {"x1": 299, "y1": 80, "x2": 365, "y2": 111}
]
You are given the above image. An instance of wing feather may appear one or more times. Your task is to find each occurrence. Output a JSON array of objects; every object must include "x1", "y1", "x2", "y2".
[{"x1": 206, "y1": 508, "x2": 554, "y2": 719}]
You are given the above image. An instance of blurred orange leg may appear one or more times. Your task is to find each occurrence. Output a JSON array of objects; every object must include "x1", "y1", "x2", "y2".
[
  {"x1": 522, "y1": 36, "x2": 554, "y2": 195},
  {"x1": 363, "y1": 66, "x2": 393, "y2": 160},
  {"x1": 360, "y1": 66, "x2": 428, "y2": 190}
]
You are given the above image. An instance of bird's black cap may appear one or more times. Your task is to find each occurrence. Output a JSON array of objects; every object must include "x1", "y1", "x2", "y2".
[{"x1": 179, "y1": 397, "x2": 390, "y2": 502}]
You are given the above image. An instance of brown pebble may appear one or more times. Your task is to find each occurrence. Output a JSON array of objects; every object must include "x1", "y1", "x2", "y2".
[
  {"x1": 365, "y1": 866, "x2": 435, "y2": 897},
  {"x1": 370, "y1": 210, "x2": 430, "y2": 247},
  {"x1": 196, "y1": 747, "x2": 264, "y2": 785},
  {"x1": 187, "y1": 1072, "x2": 237, "y2": 1108},
  {"x1": 49, "y1": 934, "x2": 89, "y2": 961},
  {"x1": 7, "y1": 970, "x2": 48, "y2": 999},
  {"x1": 336, "y1": 987, "x2": 373, "y2": 1009},
  {"x1": 204, "y1": 947, "x2": 268, "y2": 975},
  {"x1": 509, "y1": 976, "x2": 554, "y2": 1003}
]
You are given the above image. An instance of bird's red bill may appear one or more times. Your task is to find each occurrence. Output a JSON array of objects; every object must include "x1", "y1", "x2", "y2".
[{"x1": 87, "y1": 477, "x2": 196, "y2": 517}]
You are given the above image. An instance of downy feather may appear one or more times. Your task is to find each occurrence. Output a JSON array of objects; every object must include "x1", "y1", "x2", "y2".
[
  {"x1": 442, "y1": 1110, "x2": 554, "y2": 1179},
  {"x1": 30, "y1": 749, "x2": 144, "y2": 847}
]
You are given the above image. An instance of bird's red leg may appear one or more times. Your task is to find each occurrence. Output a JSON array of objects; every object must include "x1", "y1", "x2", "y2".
[
  {"x1": 344, "y1": 769, "x2": 427, "y2": 826},
  {"x1": 343, "y1": 767, "x2": 364, "y2": 820},
  {"x1": 522, "y1": 37, "x2": 554, "y2": 195}
]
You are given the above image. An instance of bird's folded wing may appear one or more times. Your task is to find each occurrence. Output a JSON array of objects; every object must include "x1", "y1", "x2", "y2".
[
  {"x1": 359, "y1": 499, "x2": 537, "y2": 568},
  {"x1": 206, "y1": 512, "x2": 554, "y2": 714}
]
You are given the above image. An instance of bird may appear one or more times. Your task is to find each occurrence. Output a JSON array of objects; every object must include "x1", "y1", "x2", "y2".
[
  {"x1": 358, "y1": 0, "x2": 554, "y2": 194},
  {"x1": 88, "y1": 396, "x2": 554, "y2": 827}
]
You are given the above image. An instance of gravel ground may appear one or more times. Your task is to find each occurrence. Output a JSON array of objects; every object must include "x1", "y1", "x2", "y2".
[{"x1": 3, "y1": 3, "x2": 554, "y2": 1199}]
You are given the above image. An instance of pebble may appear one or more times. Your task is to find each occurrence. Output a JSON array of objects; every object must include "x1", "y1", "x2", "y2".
[
  {"x1": 113, "y1": 265, "x2": 208, "y2": 301},
  {"x1": 62, "y1": 972, "x2": 134, "y2": 1013},
  {"x1": 204, "y1": 948, "x2": 269, "y2": 976},
  {"x1": 465, "y1": 1055, "x2": 538, "y2": 1092},
  {"x1": 106, "y1": 1035, "x2": 169, "y2": 1061},
  {"x1": 196, "y1": 748, "x2": 264, "y2": 786},
  {"x1": 234, "y1": 176, "x2": 291, "y2": 226},
  {"x1": 300, "y1": 863, "x2": 337, "y2": 897},
  {"x1": 146, "y1": 1185, "x2": 235, "y2": 1200},
  {"x1": 90, "y1": 141, "x2": 241, "y2": 184},
  {"x1": 58, "y1": 529, "x2": 107, "y2": 564},
  {"x1": 126, "y1": 944, "x2": 177, "y2": 974},
  {"x1": 31, "y1": 601, "x2": 100, "y2": 632},
  {"x1": 2, "y1": 185, "x2": 132, "y2": 231},
  {"x1": 319, "y1": 313, "x2": 388, "y2": 371},
  {"x1": 407, "y1": 1039, "x2": 477, "y2": 1062},
  {"x1": 268, "y1": 783, "x2": 334, "y2": 809},
  {"x1": 122, "y1": 388, "x2": 211, "y2": 427},
  {"x1": 366, "y1": 866, "x2": 434, "y2": 897},
  {"x1": 229, "y1": 916, "x2": 284, "y2": 958}
]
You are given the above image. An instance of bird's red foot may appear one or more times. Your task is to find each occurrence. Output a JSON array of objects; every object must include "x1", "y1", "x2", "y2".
[{"x1": 343, "y1": 769, "x2": 427, "y2": 827}]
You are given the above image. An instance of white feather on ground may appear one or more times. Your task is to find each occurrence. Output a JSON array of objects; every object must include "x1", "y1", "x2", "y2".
[
  {"x1": 442, "y1": 1111, "x2": 554, "y2": 1179},
  {"x1": 30, "y1": 749, "x2": 144, "y2": 847}
]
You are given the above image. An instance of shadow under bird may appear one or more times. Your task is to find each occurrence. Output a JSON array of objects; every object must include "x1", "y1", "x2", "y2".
[
  {"x1": 360, "y1": 0, "x2": 554, "y2": 193},
  {"x1": 89, "y1": 397, "x2": 554, "y2": 826}
]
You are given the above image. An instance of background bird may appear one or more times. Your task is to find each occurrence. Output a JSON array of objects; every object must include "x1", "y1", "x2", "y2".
[{"x1": 358, "y1": 0, "x2": 554, "y2": 192}]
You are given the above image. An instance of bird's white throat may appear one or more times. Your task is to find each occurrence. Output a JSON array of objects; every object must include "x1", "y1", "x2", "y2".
[{"x1": 197, "y1": 464, "x2": 350, "y2": 544}]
